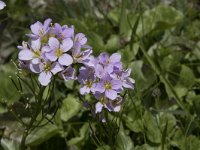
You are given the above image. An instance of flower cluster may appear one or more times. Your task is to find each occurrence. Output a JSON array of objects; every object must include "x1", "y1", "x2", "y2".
[
  {"x1": 18, "y1": 18, "x2": 92, "y2": 86},
  {"x1": 78, "y1": 53, "x2": 135, "y2": 113},
  {"x1": 18, "y1": 19, "x2": 134, "y2": 113}
]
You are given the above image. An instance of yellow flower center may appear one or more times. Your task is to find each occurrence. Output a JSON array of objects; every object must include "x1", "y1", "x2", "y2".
[
  {"x1": 100, "y1": 96, "x2": 107, "y2": 104},
  {"x1": 85, "y1": 80, "x2": 93, "y2": 88},
  {"x1": 44, "y1": 63, "x2": 51, "y2": 72},
  {"x1": 106, "y1": 59, "x2": 110, "y2": 64},
  {"x1": 104, "y1": 82, "x2": 112, "y2": 90},
  {"x1": 74, "y1": 53, "x2": 83, "y2": 59},
  {"x1": 41, "y1": 36, "x2": 49, "y2": 43},
  {"x1": 39, "y1": 29, "x2": 44, "y2": 36},
  {"x1": 56, "y1": 48, "x2": 63, "y2": 57},
  {"x1": 33, "y1": 50, "x2": 41, "y2": 58}
]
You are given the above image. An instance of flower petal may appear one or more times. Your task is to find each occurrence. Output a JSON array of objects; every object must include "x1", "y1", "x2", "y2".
[
  {"x1": 0, "y1": 1, "x2": 6, "y2": 10},
  {"x1": 72, "y1": 42, "x2": 81, "y2": 56},
  {"x1": 111, "y1": 79, "x2": 123, "y2": 90},
  {"x1": 80, "y1": 86, "x2": 90, "y2": 95},
  {"x1": 48, "y1": 37, "x2": 59, "y2": 50},
  {"x1": 91, "y1": 82, "x2": 105, "y2": 93},
  {"x1": 38, "y1": 71, "x2": 52, "y2": 86},
  {"x1": 26, "y1": 34, "x2": 39, "y2": 40},
  {"x1": 31, "y1": 21, "x2": 43, "y2": 35},
  {"x1": 75, "y1": 33, "x2": 87, "y2": 45},
  {"x1": 45, "y1": 50, "x2": 57, "y2": 61},
  {"x1": 63, "y1": 27, "x2": 74, "y2": 38},
  {"x1": 18, "y1": 50, "x2": 33, "y2": 61},
  {"x1": 32, "y1": 58, "x2": 40, "y2": 64},
  {"x1": 51, "y1": 62, "x2": 63, "y2": 74},
  {"x1": 99, "y1": 52, "x2": 109, "y2": 64},
  {"x1": 123, "y1": 78, "x2": 135, "y2": 89},
  {"x1": 95, "y1": 102, "x2": 103, "y2": 113},
  {"x1": 61, "y1": 38, "x2": 73, "y2": 52},
  {"x1": 61, "y1": 66, "x2": 76, "y2": 81},
  {"x1": 31, "y1": 39, "x2": 41, "y2": 51},
  {"x1": 105, "y1": 89, "x2": 117, "y2": 100},
  {"x1": 30, "y1": 63, "x2": 42, "y2": 73},
  {"x1": 58, "y1": 54, "x2": 73, "y2": 66},
  {"x1": 43, "y1": 18, "x2": 52, "y2": 30},
  {"x1": 41, "y1": 46, "x2": 51, "y2": 52},
  {"x1": 110, "y1": 53, "x2": 121, "y2": 63}
]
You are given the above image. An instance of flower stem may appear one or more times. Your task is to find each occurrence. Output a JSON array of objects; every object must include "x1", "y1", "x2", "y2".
[{"x1": 20, "y1": 86, "x2": 45, "y2": 150}]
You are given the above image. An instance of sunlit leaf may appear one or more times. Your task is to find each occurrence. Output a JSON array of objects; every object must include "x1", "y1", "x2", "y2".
[
  {"x1": 137, "y1": 5, "x2": 183, "y2": 37},
  {"x1": 60, "y1": 94, "x2": 81, "y2": 122},
  {"x1": 1, "y1": 138, "x2": 20, "y2": 150},
  {"x1": 26, "y1": 124, "x2": 59, "y2": 146},
  {"x1": 116, "y1": 126, "x2": 134, "y2": 150},
  {"x1": 67, "y1": 123, "x2": 89, "y2": 146}
]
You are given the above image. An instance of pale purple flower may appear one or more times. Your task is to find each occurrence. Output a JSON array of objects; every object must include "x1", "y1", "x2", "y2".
[
  {"x1": 18, "y1": 60, "x2": 30, "y2": 71},
  {"x1": 111, "y1": 68, "x2": 135, "y2": 89},
  {"x1": 83, "y1": 56, "x2": 99, "y2": 68},
  {"x1": 72, "y1": 43, "x2": 92, "y2": 63},
  {"x1": 29, "y1": 63, "x2": 43, "y2": 73},
  {"x1": 106, "y1": 96, "x2": 123, "y2": 112},
  {"x1": 94, "y1": 63, "x2": 113, "y2": 78},
  {"x1": 18, "y1": 39, "x2": 43, "y2": 64},
  {"x1": 78, "y1": 66, "x2": 96, "y2": 95},
  {"x1": 94, "y1": 93, "x2": 123, "y2": 113},
  {"x1": 61, "y1": 66, "x2": 76, "y2": 81},
  {"x1": 121, "y1": 69, "x2": 135, "y2": 89},
  {"x1": 38, "y1": 61, "x2": 63, "y2": 86},
  {"x1": 26, "y1": 18, "x2": 52, "y2": 40},
  {"x1": 45, "y1": 37, "x2": 73, "y2": 66},
  {"x1": 93, "y1": 74, "x2": 122, "y2": 100},
  {"x1": 0, "y1": 1, "x2": 6, "y2": 10},
  {"x1": 74, "y1": 33, "x2": 87, "y2": 45},
  {"x1": 95, "y1": 102, "x2": 104, "y2": 113},
  {"x1": 98, "y1": 52, "x2": 121, "y2": 66},
  {"x1": 53, "y1": 23, "x2": 74, "y2": 40}
]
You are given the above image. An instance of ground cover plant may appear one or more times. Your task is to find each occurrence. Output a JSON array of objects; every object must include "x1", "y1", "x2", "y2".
[{"x1": 0, "y1": 0, "x2": 200, "y2": 150}]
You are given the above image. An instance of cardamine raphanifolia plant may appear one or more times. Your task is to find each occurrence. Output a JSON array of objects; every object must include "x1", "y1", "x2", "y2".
[{"x1": 17, "y1": 18, "x2": 134, "y2": 115}]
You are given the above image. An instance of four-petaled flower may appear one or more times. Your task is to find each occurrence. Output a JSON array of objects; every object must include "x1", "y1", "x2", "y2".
[{"x1": 45, "y1": 37, "x2": 73, "y2": 66}]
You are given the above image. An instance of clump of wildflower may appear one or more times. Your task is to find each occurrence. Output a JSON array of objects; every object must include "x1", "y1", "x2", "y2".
[
  {"x1": 18, "y1": 18, "x2": 92, "y2": 86},
  {"x1": 17, "y1": 19, "x2": 134, "y2": 114},
  {"x1": 77, "y1": 52, "x2": 135, "y2": 113}
]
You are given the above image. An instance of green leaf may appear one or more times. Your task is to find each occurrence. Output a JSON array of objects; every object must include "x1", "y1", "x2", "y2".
[
  {"x1": 119, "y1": 0, "x2": 131, "y2": 37},
  {"x1": 116, "y1": 126, "x2": 134, "y2": 150},
  {"x1": 107, "y1": 8, "x2": 120, "y2": 25},
  {"x1": 0, "y1": 64, "x2": 21, "y2": 104},
  {"x1": 178, "y1": 65, "x2": 195, "y2": 88},
  {"x1": 135, "y1": 144, "x2": 154, "y2": 150},
  {"x1": 161, "y1": 120, "x2": 168, "y2": 150},
  {"x1": 1, "y1": 138, "x2": 20, "y2": 150},
  {"x1": 105, "y1": 35, "x2": 120, "y2": 52},
  {"x1": 96, "y1": 145, "x2": 111, "y2": 150},
  {"x1": 143, "y1": 111, "x2": 161, "y2": 143},
  {"x1": 60, "y1": 94, "x2": 81, "y2": 122},
  {"x1": 159, "y1": 113, "x2": 176, "y2": 137},
  {"x1": 26, "y1": 124, "x2": 59, "y2": 146},
  {"x1": 130, "y1": 60, "x2": 146, "y2": 91},
  {"x1": 171, "y1": 130, "x2": 200, "y2": 150},
  {"x1": 193, "y1": 41, "x2": 200, "y2": 60},
  {"x1": 67, "y1": 123, "x2": 89, "y2": 146},
  {"x1": 125, "y1": 104, "x2": 144, "y2": 133},
  {"x1": 64, "y1": 80, "x2": 74, "y2": 90},
  {"x1": 137, "y1": 5, "x2": 183, "y2": 37}
]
